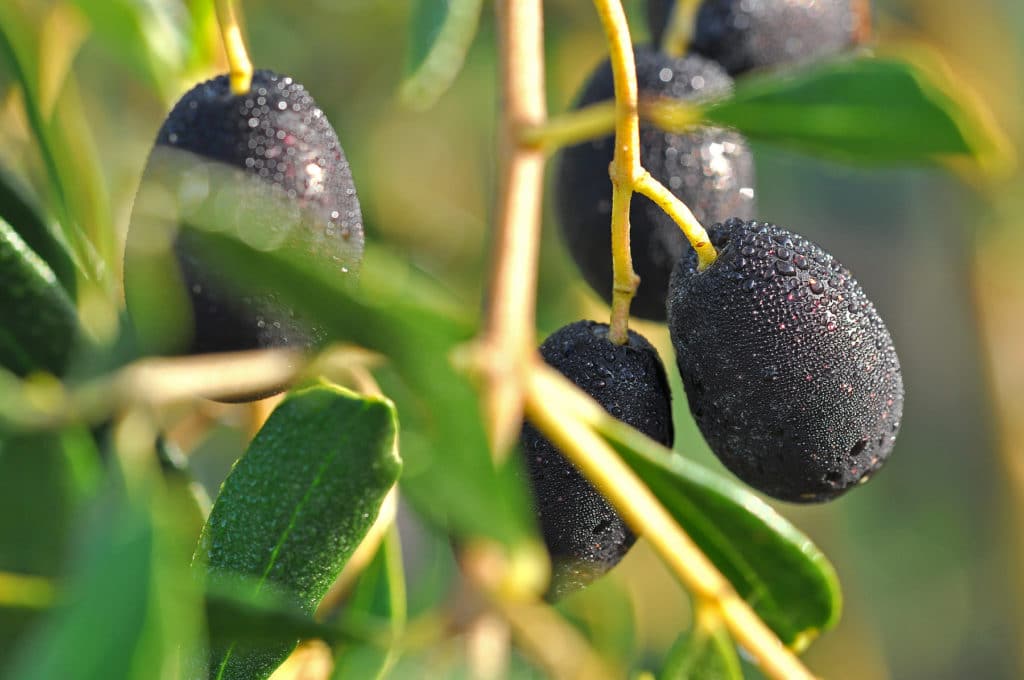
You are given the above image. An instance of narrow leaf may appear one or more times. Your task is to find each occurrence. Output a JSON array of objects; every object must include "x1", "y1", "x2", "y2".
[
  {"x1": 332, "y1": 526, "x2": 406, "y2": 680},
  {"x1": 71, "y1": 0, "x2": 192, "y2": 100},
  {"x1": 197, "y1": 384, "x2": 401, "y2": 680},
  {"x1": 3, "y1": 475, "x2": 202, "y2": 680},
  {"x1": 0, "y1": 428, "x2": 99, "y2": 663},
  {"x1": 700, "y1": 56, "x2": 1014, "y2": 167},
  {"x1": 596, "y1": 418, "x2": 841, "y2": 648},
  {"x1": 660, "y1": 618, "x2": 742, "y2": 680},
  {"x1": 0, "y1": 5, "x2": 101, "y2": 274},
  {"x1": 0, "y1": 218, "x2": 80, "y2": 376},
  {"x1": 0, "y1": 165, "x2": 77, "y2": 297},
  {"x1": 400, "y1": 0, "x2": 484, "y2": 110}
]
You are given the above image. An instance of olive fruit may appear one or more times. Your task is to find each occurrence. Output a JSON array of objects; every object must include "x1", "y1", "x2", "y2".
[
  {"x1": 124, "y1": 70, "x2": 363, "y2": 366},
  {"x1": 554, "y1": 46, "x2": 755, "y2": 321},
  {"x1": 667, "y1": 218, "x2": 903, "y2": 502},
  {"x1": 647, "y1": 0, "x2": 870, "y2": 76},
  {"x1": 520, "y1": 320, "x2": 674, "y2": 598}
]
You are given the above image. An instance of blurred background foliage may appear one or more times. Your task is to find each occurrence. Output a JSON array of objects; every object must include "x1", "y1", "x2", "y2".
[{"x1": 1, "y1": 0, "x2": 1023, "y2": 678}]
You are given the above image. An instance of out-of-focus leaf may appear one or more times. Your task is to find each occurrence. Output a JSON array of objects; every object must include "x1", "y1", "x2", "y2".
[
  {"x1": 205, "y1": 578, "x2": 352, "y2": 650},
  {"x1": 0, "y1": 4, "x2": 110, "y2": 278},
  {"x1": 197, "y1": 384, "x2": 401, "y2": 680},
  {"x1": 691, "y1": 57, "x2": 1015, "y2": 167},
  {"x1": 130, "y1": 158, "x2": 535, "y2": 548},
  {"x1": 0, "y1": 218, "x2": 80, "y2": 376},
  {"x1": 595, "y1": 418, "x2": 841, "y2": 648},
  {"x1": 72, "y1": 0, "x2": 195, "y2": 101},
  {"x1": 0, "y1": 428, "x2": 99, "y2": 663},
  {"x1": 660, "y1": 618, "x2": 742, "y2": 680},
  {"x1": 0, "y1": 165, "x2": 77, "y2": 297},
  {"x1": 332, "y1": 526, "x2": 406, "y2": 680},
  {"x1": 400, "y1": 0, "x2": 484, "y2": 110},
  {"x1": 3, "y1": 474, "x2": 202, "y2": 680}
]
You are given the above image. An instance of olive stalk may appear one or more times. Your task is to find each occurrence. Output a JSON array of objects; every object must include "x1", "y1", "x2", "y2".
[{"x1": 213, "y1": 0, "x2": 253, "y2": 94}]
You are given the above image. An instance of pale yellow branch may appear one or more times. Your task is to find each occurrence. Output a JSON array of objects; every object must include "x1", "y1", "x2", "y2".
[
  {"x1": 477, "y1": 0, "x2": 548, "y2": 461},
  {"x1": 525, "y1": 362, "x2": 816, "y2": 680}
]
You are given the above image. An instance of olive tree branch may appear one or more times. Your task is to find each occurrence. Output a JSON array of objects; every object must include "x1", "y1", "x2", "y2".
[
  {"x1": 476, "y1": 0, "x2": 548, "y2": 460},
  {"x1": 0, "y1": 345, "x2": 381, "y2": 431},
  {"x1": 525, "y1": 362, "x2": 817, "y2": 680},
  {"x1": 214, "y1": 0, "x2": 253, "y2": 94}
]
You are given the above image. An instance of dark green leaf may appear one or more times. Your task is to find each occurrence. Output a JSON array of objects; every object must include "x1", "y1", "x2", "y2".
[
  {"x1": 197, "y1": 384, "x2": 401, "y2": 679},
  {"x1": 401, "y1": 0, "x2": 484, "y2": 110},
  {"x1": 596, "y1": 418, "x2": 841, "y2": 647},
  {"x1": 660, "y1": 619, "x2": 742, "y2": 680},
  {"x1": 205, "y1": 578, "x2": 354, "y2": 650},
  {"x1": 332, "y1": 526, "x2": 405, "y2": 680},
  {"x1": 701, "y1": 57, "x2": 1012, "y2": 165},
  {"x1": 0, "y1": 218, "x2": 80, "y2": 376},
  {"x1": 0, "y1": 166, "x2": 77, "y2": 298},
  {"x1": 0, "y1": 429, "x2": 99, "y2": 577}
]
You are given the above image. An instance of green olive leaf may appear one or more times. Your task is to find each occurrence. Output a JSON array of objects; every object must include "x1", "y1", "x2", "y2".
[
  {"x1": 197, "y1": 383, "x2": 401, "y2": 680},
  {"x1": 3, "y1": 473, "x2": 202, "y2": 680},
  {"x1": 594, "y1": 416, "x2": 841, "y2": 648},
  {"x1": 0, "y1": 166, "x2": 77, "y2": 298},
  {"x1": 660, "y1": 619, "x2": 742, "y2": 680},
  {"x1": 401, "y1": 0, "x2": 484, "y2": 110},
  {"x1": 331, "y1": 527, "x2": 406, "y2": 680},
  {"x1": 699, "y1": 56, "x2": 1015, "y2": 169},
  {"x1": 0, "y1": 218, "x2": 80, "y2": 376}
]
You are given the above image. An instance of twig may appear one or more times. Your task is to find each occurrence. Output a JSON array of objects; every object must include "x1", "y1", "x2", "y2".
[
  {"x1": 0, "y1": 345, "x2": 381, "y2": 431},
  {"x1": 525, "y1": 362, "x2": 816, "y2": 680},
  {"x1": 476, "y1": 0, "x2": 548, "y2": 460}
]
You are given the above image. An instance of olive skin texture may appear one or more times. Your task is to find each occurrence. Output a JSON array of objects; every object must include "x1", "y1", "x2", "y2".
[
  {"x1": 554, "y1": 46, "x2": 755, "y2": 321},
  {"x1": 667, "y1": 218, "x2": 902, "y2": 502},
  {"x1": 520, "y1": 321, "x2": 674, "y2": 598},
  {"x1": 647, "y1": 0, "x2": 868, "y2": 76},
  {"x1": 125, "y1": 70, "x2": 363, "y2": 366}
]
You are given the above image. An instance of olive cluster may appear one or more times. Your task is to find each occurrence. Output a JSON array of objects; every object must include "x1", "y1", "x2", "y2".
[{"x1": 526, "y1": 0, "x2": 900, "y2": 596}]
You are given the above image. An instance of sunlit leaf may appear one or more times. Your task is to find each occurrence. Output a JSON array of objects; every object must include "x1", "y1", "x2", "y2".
[
  {"x1": 400, "y1": 0, "x2": 484, "y2": 110},
  {"x1": 660, "y1": 618, "x2": 742, "y2": 680},
  {"x1": 72, "y1": 0, "x2": 195, "y2": 101},
  {"x1": 595, "y1": 417, "x2": 841, "y2": 648},
  {"x1": 331, "y1": 526, "x2": 405, "y2": 680},
  {"x1": 0, "y1": 428, "x2": 99, "y2": 664},
  {"x1": 698, "y1": 56, "x2": 1014, "y2": 167},
  {"x1": 197, "y1": 384, "x2": 401, "y2": 680},
  {"x1": 3, "y1": 474, "x2": 202, "y2": 680}
]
